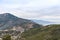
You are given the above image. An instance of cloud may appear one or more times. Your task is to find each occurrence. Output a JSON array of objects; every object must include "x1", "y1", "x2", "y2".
[
  {"x1": 0, "y1": 0, "x2": 59, "y2": 9},
  {"x1": 0, "y1": 0, "x2": 60, "y2": 23}
]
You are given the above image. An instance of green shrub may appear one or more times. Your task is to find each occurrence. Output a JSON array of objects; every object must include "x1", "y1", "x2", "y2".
[{"x1": 2, "y1": 34, "x2": 11, "y2": 40}]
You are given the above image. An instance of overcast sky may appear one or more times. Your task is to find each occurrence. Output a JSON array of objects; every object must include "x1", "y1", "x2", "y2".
[{"x1": 0, "y1": 0, "x2": 60, "y2": 23}]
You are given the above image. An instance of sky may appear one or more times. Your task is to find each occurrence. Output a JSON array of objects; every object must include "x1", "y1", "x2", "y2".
[{"x1": 0, "y1": 0, "x2": 60, "y2": 23}]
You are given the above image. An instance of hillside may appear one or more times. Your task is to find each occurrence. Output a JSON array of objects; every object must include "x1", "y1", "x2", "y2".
[
  {"x1": 0, "y1": 13, "x2": 42, "y2": 32},
  {"x1": 21, "y1": 24, "x2": 60, "y2": 40}
]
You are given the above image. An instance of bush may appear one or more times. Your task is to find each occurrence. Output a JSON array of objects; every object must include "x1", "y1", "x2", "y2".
[{"x1": 2, "y1": 34, "x2": 11, "y2": 40}]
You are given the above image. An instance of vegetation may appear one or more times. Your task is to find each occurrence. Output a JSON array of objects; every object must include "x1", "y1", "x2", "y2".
[
  {"x1": 2, "y1": 34, "x2": 11, "y2": 40},
  {"x1": 1, "y1": 24, "x2": 60, "y2": 40},
  {"x1": 21, "y1": 24, "x2": 60, "y2": 40}
]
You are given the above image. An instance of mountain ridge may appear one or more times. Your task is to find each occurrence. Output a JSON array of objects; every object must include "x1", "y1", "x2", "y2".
[
  {"x1": 0, "y1": 13, "x2": 42, "y2": 32},
  {"x1": 31, "y1": 19, "x2": 53, "y2": 25}
]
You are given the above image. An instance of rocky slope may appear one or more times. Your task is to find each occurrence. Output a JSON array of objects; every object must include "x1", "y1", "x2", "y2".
[{"x1": 0, "y1": 13, "x2": 42, "y2": 32}]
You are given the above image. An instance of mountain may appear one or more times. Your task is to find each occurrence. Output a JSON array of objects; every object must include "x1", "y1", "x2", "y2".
[
  {"x1": 31, "y1": 20, "x2": 53, "y2": 25},
  {"x1": 0, "y1": 13, "x2": 42, "y2": 32},
  {"x1": 21, "y1": 24, "x2": 60, "y2": 40}
]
